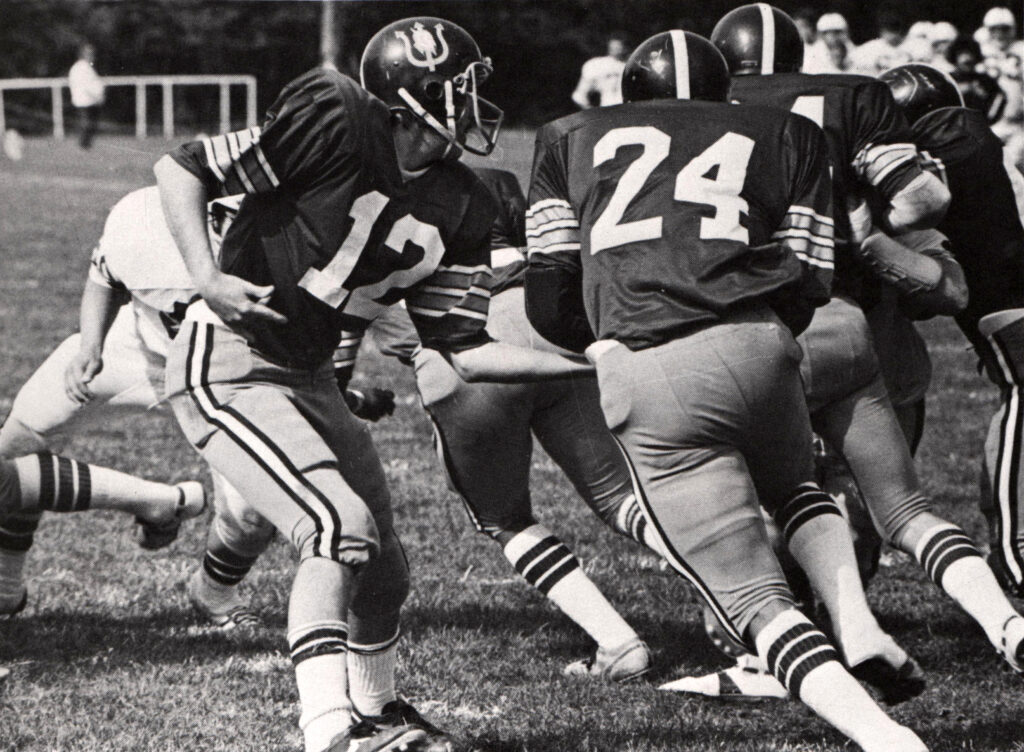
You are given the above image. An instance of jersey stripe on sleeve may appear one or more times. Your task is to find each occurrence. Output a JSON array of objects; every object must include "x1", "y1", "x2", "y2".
[
  {"x1": 200, "y1": 126, "x2": 281, "y2": 195},
  {"x1": 406, "y1": 263, "x2": 492, "y2": 323},
  {"x1": 772, "y1": 205, "x2": 835, "y2": 270},
  {"x1": 852, "y1": 142, "x2": 917, "y2": 188},
  {"x1": 526, "y1": 199, "x2": 581, "y2": 257}
]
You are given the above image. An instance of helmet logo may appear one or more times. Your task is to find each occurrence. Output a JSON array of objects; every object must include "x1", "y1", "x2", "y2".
[{"x1": 395, "y1": 22, "x2": 450, "y2": 71}]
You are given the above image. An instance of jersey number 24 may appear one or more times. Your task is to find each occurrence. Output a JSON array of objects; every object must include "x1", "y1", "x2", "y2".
[{"x1": 591, "y1": 127, "x2": 755, "y2": 254}]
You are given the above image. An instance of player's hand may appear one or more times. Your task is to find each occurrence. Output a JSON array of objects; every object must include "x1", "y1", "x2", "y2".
[
  {"x1": 199, "y1": 271, "x2": 288, "y2": 333},
  {"x1": 64, "y1": 348, "x2": 103, "y2": 404},
  {"x1": 344, "y1": 388, "x2": 397, "y2": 422}
]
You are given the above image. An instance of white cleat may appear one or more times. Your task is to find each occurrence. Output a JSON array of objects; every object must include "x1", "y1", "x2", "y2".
[
  {"x1": 563, "y1": 637, "x2": 652, "y2": 682},
  {"x1": 659, "y1": 654, "x2": 788, "y2": 702},
  {"x1": 999, "y1": 614, "x2": 1024, "y2": 674}
]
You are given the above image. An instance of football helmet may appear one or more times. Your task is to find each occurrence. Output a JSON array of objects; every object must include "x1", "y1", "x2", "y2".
[
  {"x1": 878, "y1": 63, "x2": 965, "y2": 125},
  {"x1": 360, "y1": 17, "x2": 503, "y2": 156},
  {"x1": 621, "y1": 30, "x2": 730, "y2": 103},
  {"x1": 711, "y1": 3, "x2": 804, "y2": 76}
]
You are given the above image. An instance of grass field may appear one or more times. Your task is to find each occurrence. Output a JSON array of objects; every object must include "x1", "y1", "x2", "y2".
[{"x1": 1, "y1": 133, "x2": 1023, "y2": 752}]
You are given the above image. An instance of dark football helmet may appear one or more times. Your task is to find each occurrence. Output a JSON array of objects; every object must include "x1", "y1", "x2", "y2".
[
  {"x1": 879, "y1": 63, "x2": 965, "y2": 125},
  {"x1": 621, "y1": 30, "x2": 730, "y2": 103},
  {"x1": 710, "y1": 3, "x2": 804, "y2": 76},
  {"x1": 360, "y1": 17, "x2": 503, "y2": 155}
]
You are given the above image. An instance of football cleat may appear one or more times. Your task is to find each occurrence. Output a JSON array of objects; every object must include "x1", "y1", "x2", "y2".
[
  {"x1": 187, "y1": 569, "x2": 263, "y2": 633},
  {"x1": 354, "y1": 699, "x2": 454, "y2": 752},
  {"x1": 324, "y1": 720, "x2": 429, "y2": 752},
  {"x1": 563, "y1": 637, "x2": 652, "y2": 683},
  {"x1": 0, "y1": 587, "x2": 27, "y2": 618},
  {"x1": 135, "y1": 481, "x2": 207, "y2": 550},
  {"x1": 659, "y1": 653, "x2": 789, "y2": 702},
  {"x1": 850, "y1": 653, "x2": 927, "y2": 705},
  {"x1": 998, "y1": 615, "x2": 1024, "y2": 674}
]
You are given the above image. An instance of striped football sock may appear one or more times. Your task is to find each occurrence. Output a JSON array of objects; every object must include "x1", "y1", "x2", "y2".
[
  {"x1": 755, "y1": 608, "x2": 913, "y2": 751},
  {"x1": 348, "y1": 630, "x2": 400, "y2": 716},
  {"x1": 504, "y1": 524, "x2": 637, "y2": 650},
  {"x1": 289, "y1": 620, "x2": 351, "y2": 752},
  {"x1": 916, "y1": 522, "x2": 1019, "y2": 646}
]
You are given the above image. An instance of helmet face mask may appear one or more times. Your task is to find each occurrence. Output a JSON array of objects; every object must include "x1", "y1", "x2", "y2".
[{"x1": 362, "y1": 18, "x2": 503, "y2": 157}]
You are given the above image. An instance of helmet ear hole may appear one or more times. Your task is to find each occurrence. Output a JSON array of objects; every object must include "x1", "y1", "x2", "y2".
[{"x1": 422, "y1": 79, "x2": 445, "y2": 101}]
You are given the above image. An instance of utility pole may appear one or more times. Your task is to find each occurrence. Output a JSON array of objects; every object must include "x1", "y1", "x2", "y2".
[{"x1": 320, "y1": 0, "x2": 339, "y2": 70}]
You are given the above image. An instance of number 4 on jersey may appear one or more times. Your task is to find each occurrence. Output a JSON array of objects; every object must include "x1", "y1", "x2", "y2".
[{"x1": 590, "y1": 127, "x2": 756, "y2": 254}]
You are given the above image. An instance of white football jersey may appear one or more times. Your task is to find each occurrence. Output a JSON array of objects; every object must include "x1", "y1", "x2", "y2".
[{"x1": 88, "y1": 186, "x2": 230, "y2": 359}]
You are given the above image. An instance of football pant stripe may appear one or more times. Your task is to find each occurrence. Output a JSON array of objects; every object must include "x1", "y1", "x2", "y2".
[
  {"x1": 989, "y1": 329, "x2": 1024, "y2": 584},
  {"x1": 610, "y1": 434, "x2": 749, "y2": 649},
  {"x1": 184, "y1": 324, "x2": 347, "y2": 561}
]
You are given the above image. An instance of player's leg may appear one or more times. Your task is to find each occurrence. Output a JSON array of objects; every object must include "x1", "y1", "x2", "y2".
[
  {"x1": 815, "y1": 369, "x2": 1024, "y2": 673},
  {"x1": 417, "y1": 348, "x2": 645, "y2": 680},
  {"x1": 977, "y1": 309, "x2": 1024, "y2": 596},
  {"x1": 593, "y1": 321, "x2": 925, "y2": 751},
  {"x1": 166, "y1": 322, "x2": 409, "y2": 752},
  {"x1": 187, "y1": 471, "x2": 273, "y2": 630}
]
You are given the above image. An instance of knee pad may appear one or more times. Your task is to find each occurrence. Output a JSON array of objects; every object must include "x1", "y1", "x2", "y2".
[{"x1": 349, "y1": 527, "x2": 410, "y2": 620}]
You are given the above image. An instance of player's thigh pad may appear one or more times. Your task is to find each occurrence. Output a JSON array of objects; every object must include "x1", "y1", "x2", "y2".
[
  {"x1": 167, "y1": 323, "x2": 380, "y2": 566},
  {"x1": 531, "y1": 375, "x2": 635, "y2": 525},
  {"x1": 418, "y1": 350, "x2": 537, "y2": 533},
  {"x1": 798, "y1": 296, "x2": 881, "y2": 413}
]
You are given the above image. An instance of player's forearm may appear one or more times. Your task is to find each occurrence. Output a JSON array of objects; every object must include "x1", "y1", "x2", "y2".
[
  {"x1": 444, "y1": 341, "x2": 594, "y2": 383},
  {"x1": 154, "y1": 154, "x2": 219, "y2": 290},
  {"x1": 78, "y1": 279, "x2": 125, "y2": 355},
  {"x1": 882, "y1": 171, "x2": 951, "y2": 234}
]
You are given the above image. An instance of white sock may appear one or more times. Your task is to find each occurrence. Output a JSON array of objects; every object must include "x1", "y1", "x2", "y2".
[
  {"x1": 191, "y1": 568, "x2": 246, "y2": 614},
  {"x1": 348, "y1": 634, "x2": 399, "y2": 716},
  {"x1": 755, "y1": 609, "x2": 918, "y2": 752},
  {"x1": 503, "y1": 524, "x2": 637, "y2": 650},
  {"x1": 290, "y1": 621, "x2": 351, "y2": 752},
  {"x1": 915, "y1": 523, "x2": 1018, "y2": 647}
]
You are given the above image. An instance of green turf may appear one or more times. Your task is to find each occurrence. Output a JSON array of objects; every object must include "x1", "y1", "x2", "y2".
[{"x1": 1, "y1": 134, "x2": 1023, "y2": 751}]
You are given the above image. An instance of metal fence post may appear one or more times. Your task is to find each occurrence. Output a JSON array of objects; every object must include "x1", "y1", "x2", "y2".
[
  {"x1": 135, "y1": 82, "x2": 147, "y2": 139},
  {"x1": 162, "y1": 79, "x2": 173, "y2": 138},
  {"x1": 51, "y1": 85, "x2": 64, "y2": 140},
  {"x1": 246, "y1": 79, "x2": 257, "y2": 128},
  {"x1": 219, "y1": 81, "x2": 231, "y2": 133}
]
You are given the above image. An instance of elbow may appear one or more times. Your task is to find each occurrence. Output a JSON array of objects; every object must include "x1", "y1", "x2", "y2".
[
  {"x1": 446, "y1": 351, "x2": 485, "y2": 383},
  {"x1": 885, "y1": 173, "x2": 951, "y2": 234}
]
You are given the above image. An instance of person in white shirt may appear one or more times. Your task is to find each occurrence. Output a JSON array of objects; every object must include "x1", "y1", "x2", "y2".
[
  {"x1": 851, "y1": 11, "x2": 911, "y2": 76},
  {"x1": 803, "y1": 13, "x2": 856, "y2": 73},
  {"x1": 928, "y1": 22, "x2": 960, "y2": 70},
  {"x1": 979, "y1": 6, "x2": 1024, "y2": 164},
  {"x1": 571, "y1": 33, "x2": 629, "y2": 109},
  {"x1": 68, "y1": 43, "x2": 104, "y2": 149}
]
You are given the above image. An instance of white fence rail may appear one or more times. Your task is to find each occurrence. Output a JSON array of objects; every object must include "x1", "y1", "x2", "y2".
[{"x1": 0, "y1": 74, "x2": 257, "y2": 139}]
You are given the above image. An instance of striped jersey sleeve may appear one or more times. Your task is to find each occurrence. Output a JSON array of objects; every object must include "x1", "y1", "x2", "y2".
[
  {"x1": 526, "y1": 128, "x2": 581, "y2": 268},
  {"x1": 405, "y1": 260, "x2": 493, "y2": 352},
  {"x1": 778, "y1": 113, "x2": 835, "y2": 303},
  {"x1": 168, "y1": 69, "x2": 347, "y2": 196},
  {"x1": 850, "y1": 80, "x2": 922, "y2": 198}
]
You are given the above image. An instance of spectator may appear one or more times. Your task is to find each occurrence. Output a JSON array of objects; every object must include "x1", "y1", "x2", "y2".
[
  {"x1": 947, "y1": 35, "x2": 1007, "y2": 124},
  {"x1": 851, "y1": 10, "x2": 911, "y2": 75},
  {"x1": 68, "y1": 43, "x2": 104, "y2": 149},
  {"x1": 793, "y1": 7, "x2": 818, "y2": 49},
  {"x1": 903, "y1": 21, "x2": 936, "y2": 63},
  {"x1": 571, "y1": 32, "x2": 629, "y2": 109},
  {"x1": 979, "y1": 7, "x2": 1023, "y2": 160},
  {"x1": 928, "y1": 22, "x2": 960, "y2": 69},
  {"x1": 804, "y1": 13, "x2": 855, "y2": 73}
]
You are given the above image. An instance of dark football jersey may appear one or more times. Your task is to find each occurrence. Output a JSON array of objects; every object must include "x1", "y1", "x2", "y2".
[
  {"x1": 527, "y1": 100, "x2": 834, "y2": 351},
  {"x1": 729, "y1": 73, "x2": 919, "y2": 249},
  {"x1": 169, "y1": 68, "x2": 493, "y2": 369},
  {"x1": 912, "y1": 106, "x2": 1024, "y2": 344}
]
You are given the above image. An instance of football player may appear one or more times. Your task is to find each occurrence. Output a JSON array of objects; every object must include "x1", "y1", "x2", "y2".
[
  {"x1": 332, "y1": 166, "x2": 660, "y2": 682},
  {"x1": 525, "y1": 30, "x2": 926, "y2": 752},
  {"x1": 880, "y1": 63, "x2": 1024, "y2": 599},
  {"x1": 155, "y1": 17, "x2": 593, "y2": 752},
  {"x1": 0, "y1": 187, "x2": 392, "y2": 631},
  {"x1": 692, "y1": 2, "x2": 1024, "y2": 692}
]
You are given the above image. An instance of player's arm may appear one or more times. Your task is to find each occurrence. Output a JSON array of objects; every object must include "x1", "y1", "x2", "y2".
[
  {"x1": 858, "y1": 228, "x2": 968, "y2": 319},
  {"x1": 770, "y1": 114, "x2": 837, "y2": 334},
  {"x1": 851, "y1": 81, "x2": 949, "y2": 233},
  {"x1": 65, "y1": 274, "x2": 128, "y2": 404},
  {"x1": 523, "y1": 126, "x2": 596, "y2": 352},
  {"x1": 406, "y1": 185, "x2": 592, "y2": 382}
]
